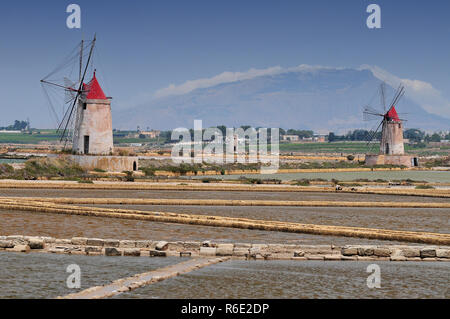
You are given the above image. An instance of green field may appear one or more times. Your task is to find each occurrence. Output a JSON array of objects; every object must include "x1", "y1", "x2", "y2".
[
  {"x1": 278, "y1": 141, "x2": 429, "y2": 154},
  {"x1": 0, "y1": 132, "x2": 60, "y2": 144},
  {"x1": 279, "y1": 142, "x2": 374, "y2": 153},
  {"x1": 0, "y1": 131, "x2": 165, "y2": 145}
]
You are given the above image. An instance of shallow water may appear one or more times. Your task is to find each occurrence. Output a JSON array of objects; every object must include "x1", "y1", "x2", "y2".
[
  {"x1": 0, "y1": 208, "x2": 446, "y2": 246},
  {"x1": 190, "y1": 170, "x2": 450, "y2": 183},
  {"x1": 1, "y1": 188, "x2": 448, "y2": 245},
  {"x1": 117, "y1": 260, "x2": 450, "y2": 299},
  {"x1": 0, "y1": 188, "x2": 448, "y2": 203},
  {"x1": 0, "y1": 189, "x2": 450, "y2": 245},
  {"x1": 0, "y1": 252, "x2": 180, "y2": 299},
  {"x1": 96, "y1": 204, "x2": 450, "y2": 234},
  {"x1": 1, "y1": 253, "x2": 447, "y2": 299}
]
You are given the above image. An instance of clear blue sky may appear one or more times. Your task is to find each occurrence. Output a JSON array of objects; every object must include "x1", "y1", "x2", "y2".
[{"x1": 0, "y1": 0, "x2": 449, "y2": 128}]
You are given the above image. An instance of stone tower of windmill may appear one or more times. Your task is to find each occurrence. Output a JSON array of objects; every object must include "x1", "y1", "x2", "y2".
[
  {"x1": 364, "y1": 84, "x2": 418, "y2": 167},
  {"x1": 379, "y1": 105, "x2": 404, "y2": 156},
  {"x1": 72, "y1": 71, "x2": 113, "y2": 155}
]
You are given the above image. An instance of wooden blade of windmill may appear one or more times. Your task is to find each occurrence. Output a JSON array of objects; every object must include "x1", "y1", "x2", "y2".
[
  {"x1": 41, "y1": 40, "x2": 85, "y2": 82},
  {"x1": 64, "y1": 77, "x2": 77, "y2": 103},
  {"x1": 392, "y1": 86, "x2": 405, "y2": 108},
  {"x1": 366, "y1": 120, "x2": 383, "y2": 154},
  {"x1": 79, "y1": 39, "x2": 84, "y2": 84},
  {"x1": 380, "y1": 82, "x2": 387, "y2": 113},
  {"x1": 363, "y1": 105, "x2": 384, "y2": 121},
  {"x1": 387, "y1": 85, "x2": 405, "y2": 113},
  {"x1": 394, "y1": 87, "x2": 405, "y2": 107},
  {"x1": 59, "y1": 36, "x2": 97, "y2": 143},
  {"x1": 366, "y1": 120, "x2": 383, "y2": 146},
  {"x1": 40, "y1": 82, "x2": 60, "y2": 127},
  {"x1": 387, "y1": 85, "x2": 402, "y2": 112},
  {"x1": 57, "y1": 91, "x2": 79, "y2": 136},
  {"x1": 363, "y1": 105, "x2": 384, "y2": 115}
]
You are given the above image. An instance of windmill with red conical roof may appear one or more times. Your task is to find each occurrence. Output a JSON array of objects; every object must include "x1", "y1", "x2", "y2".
[
  {"x1": 40, "y1": 35, "x2": 113, "y2": 155},
  {"x1": 363, "y1": 84, "x2": 407, "y2": 155}
]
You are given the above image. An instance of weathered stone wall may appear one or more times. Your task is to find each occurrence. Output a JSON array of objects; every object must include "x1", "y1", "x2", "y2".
[
  {"x1": 365, "y1": 154, "x2": 415, "y2": 167},
  {"x1": 2, "y1": 235, "x2": 449, "y2": 262},
  {"x1": 69, "y1": 155, "x2": 138, "y2": 172},
  {"x1": 73, "y1": 99, "x2": 113, "y2": 155}
]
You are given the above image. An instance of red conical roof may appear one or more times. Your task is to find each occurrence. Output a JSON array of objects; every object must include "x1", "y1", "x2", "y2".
[
  {"x1": 83, "y1": 71, "x2": 107, "y2": 100},
  {"x1": 385, "y1": 106, "x2": 401, "y2": 122}
]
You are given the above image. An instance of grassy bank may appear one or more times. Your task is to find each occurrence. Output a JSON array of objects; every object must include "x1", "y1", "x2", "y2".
[
  {"x1": 138, "y1": 159, "x2": 409, "y2": 178},
  {"x1": 0, "y1": 158, "x2": 87, "y2": 180}
]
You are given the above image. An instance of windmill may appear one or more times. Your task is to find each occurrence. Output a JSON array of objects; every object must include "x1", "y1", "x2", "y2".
[
  {"x1": 363, "y1": 83, "x2": 407, "y2": 155},
  {"x1": 40, "y1": 36, "x2": 113, "y2": 155},
  {"x1": 40, "y1": 36, "x2": 97, "y2": 148}
]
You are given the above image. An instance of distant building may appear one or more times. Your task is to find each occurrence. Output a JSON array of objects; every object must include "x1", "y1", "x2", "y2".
[
  {"x1": 281, "y1": 135, "x2": 300, "y2": 142},
  {"x1": 139, "y1": 130, "x2": 161, "y2": 139},
  {"x1": 127, "y1": 130, "x2": 161, "y2": 139},
  {"x1": 313, "y1": 135, "x2": 326, "y2": 143}
]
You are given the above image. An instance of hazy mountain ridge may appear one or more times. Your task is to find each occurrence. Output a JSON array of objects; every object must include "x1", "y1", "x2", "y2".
[{"x1": 115, "y1": 68, "x2": 449, "y2": 133}]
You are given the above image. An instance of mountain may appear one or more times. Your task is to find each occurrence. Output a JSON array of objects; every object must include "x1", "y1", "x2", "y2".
[{"x1": 114, "y1": 67, "x2": 449, "y2": 133}]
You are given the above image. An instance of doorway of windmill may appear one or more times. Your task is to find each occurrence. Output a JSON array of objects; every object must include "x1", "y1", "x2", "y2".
[
  {"x1": 84, "y1": 136, "x2": 90, "y2": 154},
  {"x1": 133, "y1": 161, "x2": 137, "y2": 171}
]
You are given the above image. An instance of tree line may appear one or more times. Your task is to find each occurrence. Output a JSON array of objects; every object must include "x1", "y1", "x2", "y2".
[
  {"x1": 328, "y1": 128, "x2": 450, "y2": 143},
  {"x1": 159, "y1": 126, "x2": 450, "y2": 143},
  {"x1": 0, "y1": 120, "x2": 29, "y2": 131}
]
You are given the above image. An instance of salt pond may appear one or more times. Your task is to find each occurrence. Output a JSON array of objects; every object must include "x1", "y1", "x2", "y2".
[
  {"x1": 189, "y1": 170, "x2": 450, "y2": 183},
  {"x1": 0, "y1": 252, "x2": 180, "y2": 299},
  {"x1": 117, "y1": 260, "x2": 450, "y2": 299}
]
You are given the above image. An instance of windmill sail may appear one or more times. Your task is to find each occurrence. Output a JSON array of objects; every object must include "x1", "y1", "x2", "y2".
[{"x1": 41, "y1": 36, "x2": 97, "y2": 147}]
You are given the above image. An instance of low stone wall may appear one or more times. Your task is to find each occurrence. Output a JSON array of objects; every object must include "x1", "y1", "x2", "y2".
[
  {"x1": 365, "y1": 154, "x2": 416, "y2": 168},
  {"x1": 71, "y1": 155, "x2": 138, "y2": 172},
  {"x1": 62, "y1": 155, "x2": 138, "y2": 172},
  {"x1": 60, "y1": 257, "x2": 229, "y2": 299},
  {"x1": 1, "y1": 235, "x2": 449, "y2": 262}
]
